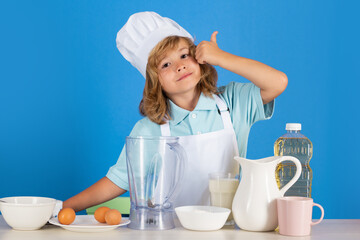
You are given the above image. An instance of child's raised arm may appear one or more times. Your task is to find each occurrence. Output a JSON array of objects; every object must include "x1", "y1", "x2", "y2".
[{"x1": 195, "y1": 31, "x2": 288, "y2": 104}]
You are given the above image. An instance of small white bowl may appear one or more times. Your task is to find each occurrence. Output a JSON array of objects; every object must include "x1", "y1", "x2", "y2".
[
  {"x1": 0, "y1": 196, "x2": 57, "y2": 230},
  {"x1": 175, "y1": 205, "x2": 230, "y2": 231}
]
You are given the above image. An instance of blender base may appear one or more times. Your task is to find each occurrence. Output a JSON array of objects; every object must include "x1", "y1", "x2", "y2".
[{"x1": 128, "y1": 207, "x2": 175, "y2": 230}]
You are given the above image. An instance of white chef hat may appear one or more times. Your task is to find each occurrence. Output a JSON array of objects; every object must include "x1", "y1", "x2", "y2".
[{"x1": 116, "y1": 12, "x2": 193, "y2": 78}]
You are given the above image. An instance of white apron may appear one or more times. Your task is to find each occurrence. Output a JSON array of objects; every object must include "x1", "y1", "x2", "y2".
[{"x1": 160, "y1": 95, "x2": 239, "y2": 207}]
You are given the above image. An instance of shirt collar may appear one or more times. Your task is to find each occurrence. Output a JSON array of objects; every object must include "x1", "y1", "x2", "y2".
[{"x1": 169, "y1": 93, "x2": 218, "y2": 125}]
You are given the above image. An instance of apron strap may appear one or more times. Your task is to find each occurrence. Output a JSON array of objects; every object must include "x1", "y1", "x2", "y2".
[
  {"x1": 213, "y1": 95, "x2": 232, "y2": 130},
  {"x1": 160, "y1": 94, "x2": 233, "y2": 136},
  {"x1": 214, "y1": 95, "x2": 240, "y2": 157},
  {"x1": 160, "y1": 121, "x2": 171, "y2": 136}
]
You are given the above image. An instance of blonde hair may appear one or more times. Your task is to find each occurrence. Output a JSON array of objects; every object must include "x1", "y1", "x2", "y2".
[{"x1": 139, "y1": 36, "x2": 218, "y2": 125}]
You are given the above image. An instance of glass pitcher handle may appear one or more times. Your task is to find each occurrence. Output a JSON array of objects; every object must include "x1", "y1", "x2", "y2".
[
  {"x1": 164, "y1": 142, "x2": 187, "y2": 205},
  {"x1": 278, "y1": 156, "x2": 302, "y2": 196}
]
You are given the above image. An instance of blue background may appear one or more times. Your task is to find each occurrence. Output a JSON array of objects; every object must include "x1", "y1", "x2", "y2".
[{"x1": 1, "y1": 0, "x2": 359, "y2": 219}]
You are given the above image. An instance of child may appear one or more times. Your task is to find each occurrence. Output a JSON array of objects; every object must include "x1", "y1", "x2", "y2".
[{"x1": 62, "y1": 12, "x2": 287, "y2": 211}]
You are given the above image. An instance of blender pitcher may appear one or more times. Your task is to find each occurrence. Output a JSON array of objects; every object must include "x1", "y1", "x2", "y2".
[{"x1": 126, "y1": 136, "x2": 187, "y2": 230}]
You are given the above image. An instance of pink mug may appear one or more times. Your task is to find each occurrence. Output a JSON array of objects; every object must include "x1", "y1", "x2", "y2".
[{"x1": 277, "y1": 197, "x2": 324, "y2": 236}]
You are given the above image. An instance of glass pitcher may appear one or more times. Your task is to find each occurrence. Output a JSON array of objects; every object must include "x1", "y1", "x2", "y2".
[{"x1": 126, "y1": 136, "x2": 187, "y2": 230}]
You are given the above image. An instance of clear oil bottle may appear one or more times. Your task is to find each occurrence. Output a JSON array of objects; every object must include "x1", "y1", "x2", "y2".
[{"x1": 274, "y1": 123, "x2": 313, "y2": 197}]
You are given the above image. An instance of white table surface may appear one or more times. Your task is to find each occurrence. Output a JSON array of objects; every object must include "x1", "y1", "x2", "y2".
[{"x1": 0, "y1": 216, "x2": 359, "y2": 240}]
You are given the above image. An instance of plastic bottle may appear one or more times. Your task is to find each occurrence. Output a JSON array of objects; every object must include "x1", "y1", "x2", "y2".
[{"x1": 274, "y1": 123, "x2": 313, "y2": 197}]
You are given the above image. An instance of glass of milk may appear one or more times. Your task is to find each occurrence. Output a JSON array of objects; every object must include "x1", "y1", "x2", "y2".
[{"x1": 208, "y1": 172, "x2": 239, "y2": 225}]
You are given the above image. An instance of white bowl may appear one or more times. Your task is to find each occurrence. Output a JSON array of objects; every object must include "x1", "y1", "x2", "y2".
[
  {"x1": 0, "y1": 196, "x2": 57, "y2": 230},
  {"x1": 175, "y1": 205, "x2": 230, "y2": 231}
]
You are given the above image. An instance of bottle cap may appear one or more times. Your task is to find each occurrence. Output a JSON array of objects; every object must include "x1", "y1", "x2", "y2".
[{"x1": 286, "y1": 123, "x2": 301, "y2": 131}]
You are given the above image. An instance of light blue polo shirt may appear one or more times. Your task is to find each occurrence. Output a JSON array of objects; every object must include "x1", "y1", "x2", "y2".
[{"x1": 106, "y1": 81, "x2": 274, "y2": 190}]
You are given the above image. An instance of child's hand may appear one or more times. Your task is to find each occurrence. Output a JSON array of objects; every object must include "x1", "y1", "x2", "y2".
[{"x1": 195, "y1": 31, "x2": 225, "y2": 66}]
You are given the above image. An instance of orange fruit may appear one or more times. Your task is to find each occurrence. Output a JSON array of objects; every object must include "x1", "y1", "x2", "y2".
[
  {"x1": 58, "y1": 208, "x2": 76, "y2": 225},
  {"x1": 105, "y1": 209, "x2": 122, "y2": 225},
  {"x1": 94, "y1": 206, "x2": 110, "y2": 223}
]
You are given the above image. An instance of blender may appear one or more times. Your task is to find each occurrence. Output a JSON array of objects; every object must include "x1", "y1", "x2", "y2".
[{"x1": 126, "y1": 136, "x2": 187, "y2": 230}]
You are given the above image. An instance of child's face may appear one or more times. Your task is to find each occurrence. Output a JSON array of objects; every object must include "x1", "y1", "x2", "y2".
[{"x1": 157, "y1": 39, "x2": 201, "y2": 100}]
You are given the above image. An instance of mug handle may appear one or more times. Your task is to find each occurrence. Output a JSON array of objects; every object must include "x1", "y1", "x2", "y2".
[
  {"x1": 278, "y1": 156, "x2": 302, "y2": 196},
  {"x1": 311, "y1": 203, "x2": 325, "y2": 225}
]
